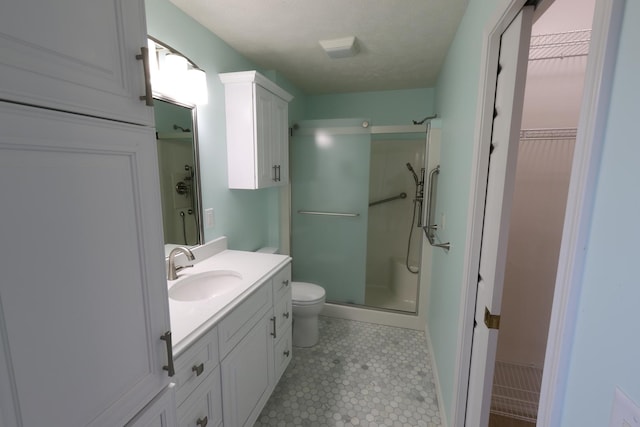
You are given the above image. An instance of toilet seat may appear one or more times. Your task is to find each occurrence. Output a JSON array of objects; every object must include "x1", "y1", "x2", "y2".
[{"x1": 292, "y1": 282, "x2": 325, "y2": 306}]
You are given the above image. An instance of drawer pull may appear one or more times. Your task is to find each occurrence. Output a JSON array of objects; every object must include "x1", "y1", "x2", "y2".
[
  {"x1": 196, "y1": 416, "x2": 208, "y2": 427},
  {"x1": 135, "y1": 46, "x2": 154, "y2": 107},
  {"x1": 192, "y1": 363, "x2": 204, "y2": 376},
  {"x1": 270, "y1": 316, "x2": 277, "y2": 338},
  {"x1": 283, "y1": 350, "x2": 290, "y2": 358},
  {"x1": 283, "y1": 311, "x2": 290, "y2": 319},
  {"x1": 160, "y1": 331, "x2": 175, "y2": 377},
  {"x1": 283, "y1": 279, "x2": 290, "y2": 287}
]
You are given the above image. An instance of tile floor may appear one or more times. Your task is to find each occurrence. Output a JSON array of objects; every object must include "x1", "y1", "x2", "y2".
[{"x1": 254, "y1": 316, "x2": 442, "y2": 427}]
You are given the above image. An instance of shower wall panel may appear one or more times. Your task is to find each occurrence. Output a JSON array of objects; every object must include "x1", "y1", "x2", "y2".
[{"x1": 366, "y1": 139, "x2": 425, "y2": 290}]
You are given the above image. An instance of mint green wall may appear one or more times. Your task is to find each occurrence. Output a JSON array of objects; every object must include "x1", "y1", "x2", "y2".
[
  {"x1": 306, "y1": 88, "x2": 435, "y2": 125},
  {"x1": 146, "y1": 0, "x2": 303, "y2": 251},
  {"x1": 429, "y1": 0, "x2": 510, "y2": 421},
  {"x1": 561, "y1": 1, "x2": 640, "y2": 424}
]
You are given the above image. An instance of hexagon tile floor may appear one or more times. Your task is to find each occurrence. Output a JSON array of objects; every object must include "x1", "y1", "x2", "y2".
[{"x1": 254, "y1": 316, "x2": 442, "y2": 427}]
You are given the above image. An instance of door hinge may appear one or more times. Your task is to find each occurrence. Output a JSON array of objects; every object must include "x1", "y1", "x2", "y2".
[{"x1": 484, "y1": 307, "x2": 501, "y2": 330}]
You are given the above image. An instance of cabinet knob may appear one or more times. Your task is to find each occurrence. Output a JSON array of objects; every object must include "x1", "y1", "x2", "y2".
[
  {"x1": 196, "y1": 416, "x2": 208, "y2": 427},
  {"x1": 283, "y1": 311, "x2": 290, "y2": 319},
  {"x1": 192, "y1": 363, "x2": 204, "y2": 376},
  {"x1": 283, "y1": 279, "x2": 290, "y2": 287},
  {"x1": 283, "y1": 350, "x2": 290, "y2": 358}
]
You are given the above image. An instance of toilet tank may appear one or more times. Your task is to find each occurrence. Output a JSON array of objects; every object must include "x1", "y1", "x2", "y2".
[{"x1": 256, "y1": 247, "x2": 278, "y2": 254}]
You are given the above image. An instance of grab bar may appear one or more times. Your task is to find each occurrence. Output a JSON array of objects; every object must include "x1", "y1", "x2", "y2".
[
  {"x1": 424, "y1": 165, "x2": 451, "y2": 251},
  {"x1": 297, "y1": 210, "x2": 360, "y2": 217},
  {"x1": 369, "y1": 192, "x2": 407, "y2": 207}
]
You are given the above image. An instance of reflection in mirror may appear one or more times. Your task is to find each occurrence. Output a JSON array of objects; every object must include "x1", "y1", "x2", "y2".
[{"x1": 153, "y1": 98, "x2": 203, "y2": 255}]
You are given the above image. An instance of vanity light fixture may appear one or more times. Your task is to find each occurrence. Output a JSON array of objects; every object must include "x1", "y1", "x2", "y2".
[
  {"x1": 148, "y1": 38, "x2": 208, "y2": 106},
  {"x1": 319, "y1": 36, "x2": 359, "y2": 59}
]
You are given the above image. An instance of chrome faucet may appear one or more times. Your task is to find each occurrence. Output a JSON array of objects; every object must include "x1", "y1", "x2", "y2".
[{"x1": 167, "y1": 246, "x2": 195, "y2": 280}]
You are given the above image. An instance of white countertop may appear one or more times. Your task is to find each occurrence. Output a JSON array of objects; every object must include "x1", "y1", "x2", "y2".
[{"x1": 168, "y1": 249, "x2": 291, "y2": 356}]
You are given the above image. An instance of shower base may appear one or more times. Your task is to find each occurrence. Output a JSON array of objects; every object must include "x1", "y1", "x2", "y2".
[
  {"x1": 491, "y1": 361, "x2": 543, "y2": 422},
  {"x1": 364, "y1": 284, "x2": 416, "y2": 312}
]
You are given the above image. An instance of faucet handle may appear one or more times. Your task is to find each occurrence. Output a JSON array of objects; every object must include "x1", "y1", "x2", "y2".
[{"x1": 175, "y1": 264, "x2": 194, "y2": 273}]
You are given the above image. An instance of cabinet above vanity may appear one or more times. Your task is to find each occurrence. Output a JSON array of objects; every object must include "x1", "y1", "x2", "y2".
[{"x1": 219, "y1": 71, "x2": 293, "y2": 190}]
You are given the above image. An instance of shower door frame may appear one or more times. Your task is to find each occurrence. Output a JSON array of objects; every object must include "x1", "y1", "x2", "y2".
[{"x1": 286, "y1": 123, "x2": 436, "y2": 331}]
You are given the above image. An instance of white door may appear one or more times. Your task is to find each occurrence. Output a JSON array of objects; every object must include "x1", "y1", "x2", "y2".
[
  {"x1": 0, "y1": 102, "x2": 171, "y2": 427},
  {"x1": 255, "y1": 85, "x2": 275, "y2": 188},
  {"x1": 0, "y1": 0, "x2": 154, "y2": 125},
  {"x1": 465, "y1": 6, "x2": 533, "y2": 426}
]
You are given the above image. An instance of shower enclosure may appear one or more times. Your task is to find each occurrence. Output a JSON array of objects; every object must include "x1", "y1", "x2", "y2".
[{"x1": 290, "y1": 119, "x2": 430, "y2": 313}]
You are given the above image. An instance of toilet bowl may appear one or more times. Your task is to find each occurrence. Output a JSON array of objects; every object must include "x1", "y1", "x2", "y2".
[
  {"x1": 256, "y1": 247, "x2": 326, "y2": 348},
  {"x1": 291, "y1": 282, "x2": 326, "y2": 348}
]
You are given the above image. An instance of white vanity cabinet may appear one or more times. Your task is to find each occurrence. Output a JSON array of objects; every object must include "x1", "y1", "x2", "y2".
[
  {"x1": 173, "y1": 261, "x2": 292, "y2": 427},
  {"x1": 0, "y1": 0, "x2": 154, "y2": 126},
  {"x1": 219, "y1": 71, "x2": 293, "y2": 189}
]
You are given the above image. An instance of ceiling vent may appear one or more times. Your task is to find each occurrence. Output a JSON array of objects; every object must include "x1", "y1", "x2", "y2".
[{"x1": 319, "y1": 36, "x2": 359, "y2": 59}]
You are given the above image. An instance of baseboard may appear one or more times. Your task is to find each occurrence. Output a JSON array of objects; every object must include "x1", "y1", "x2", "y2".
[{"x1": 425, "y1": 327, "x2": 449, "y2": 427}]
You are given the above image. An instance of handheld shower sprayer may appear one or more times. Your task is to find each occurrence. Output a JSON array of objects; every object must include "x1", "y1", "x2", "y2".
[{"x1": 406, "y1": 163, "x2": 419, "y2": 186}]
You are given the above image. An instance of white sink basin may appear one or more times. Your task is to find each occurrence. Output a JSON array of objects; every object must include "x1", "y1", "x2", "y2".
[{"x1": 169, "y1": 270, "x2": 243, "y2": 302}]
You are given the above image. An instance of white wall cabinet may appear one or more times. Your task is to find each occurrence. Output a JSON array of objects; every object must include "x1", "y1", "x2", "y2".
[
  {"x1": 0, "y1": 103, "x2": 174, "y2": 427},
  {"x1": 219, "y1": 71, "x2": 293, "y2": 189},
  {"x1": 0, "y1": 0, "x2": 154, "y2": 126},
  {"x1": 0, "y1": 1, "x2": 175, "y2": 426}
]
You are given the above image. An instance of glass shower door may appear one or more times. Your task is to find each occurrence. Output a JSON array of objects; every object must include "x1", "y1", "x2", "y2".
[{"x1": 290, "y1": 119, "x2": 370, "y2": 305}]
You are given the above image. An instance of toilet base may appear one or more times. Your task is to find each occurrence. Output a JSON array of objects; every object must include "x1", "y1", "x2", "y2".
[{"x1": 292, "y1": 315, "x2": 319, "y2": 347}]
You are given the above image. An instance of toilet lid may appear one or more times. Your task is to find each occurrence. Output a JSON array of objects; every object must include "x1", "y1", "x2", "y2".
[{"x1": 292, "y1": 282, "x2": 325, "y2": 303}]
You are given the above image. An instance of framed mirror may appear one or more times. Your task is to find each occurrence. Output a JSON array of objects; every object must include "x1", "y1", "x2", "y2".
[{"x1": 153, "y1": 97, "x2": 204, "y2": 256}]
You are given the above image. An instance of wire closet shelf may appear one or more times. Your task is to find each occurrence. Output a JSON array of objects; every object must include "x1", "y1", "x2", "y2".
[{"x1": 529, "y1": 29, "x2": 591, "y2": 61}]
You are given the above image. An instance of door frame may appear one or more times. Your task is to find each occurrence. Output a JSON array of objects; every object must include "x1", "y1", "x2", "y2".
[{"x1": 452, "y1": 0, "x2": 626, "y2": 425}]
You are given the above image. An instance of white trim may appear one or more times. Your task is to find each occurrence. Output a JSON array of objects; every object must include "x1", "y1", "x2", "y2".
[
  {"x1": 451, "y1": 2, "x2": 526, "y2": 425},
  {"x1": 537, "y1": 1, "x2": 625, "y2": 425},
  {"x1": 425, "y1": 328, "x2": 449, "y2": 427}
]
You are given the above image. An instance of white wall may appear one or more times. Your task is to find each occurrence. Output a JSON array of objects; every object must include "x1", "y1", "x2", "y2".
[{"x1": 560, "y1": 0, "x2": 640, "y2": 424}]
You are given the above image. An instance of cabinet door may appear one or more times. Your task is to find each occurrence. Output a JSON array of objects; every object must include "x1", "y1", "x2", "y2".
[
  {"x1": 221, "y1": 312, "x2": 275, "y2": 427},
  {"x1": 271, "y1": 95, "x2": 289, "y2": 186},
  {"x1": 126, "y1": 385, "x2": 178, "y2": 427},
  {"x1": 0, "y1": 0, "x2": 153, "y2": 125},
  {"x1": 255, "y1": 85, "x2": 275, "y2": 188},
  {"x1": 0, "y1": 103, "x2": 170, "y2": 427}
]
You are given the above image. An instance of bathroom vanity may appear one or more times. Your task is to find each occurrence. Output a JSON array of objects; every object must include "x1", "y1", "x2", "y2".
[{"x1": 168, "y1": 243, "x2": 292, "y2": 427}]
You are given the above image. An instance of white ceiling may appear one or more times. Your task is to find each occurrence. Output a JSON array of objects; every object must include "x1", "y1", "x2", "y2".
[{"x1": 168, "y1": 0, "x2": 469, "y2": 94}]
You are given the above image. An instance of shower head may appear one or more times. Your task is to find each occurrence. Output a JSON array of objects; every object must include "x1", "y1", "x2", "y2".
[{"x1": 406, "y1": 163, "x2": 419, "y2": 186}]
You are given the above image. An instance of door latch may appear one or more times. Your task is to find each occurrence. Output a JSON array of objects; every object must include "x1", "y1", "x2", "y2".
[{"x1": 484, "y1": 307, "x2": 501, "y2": 330}]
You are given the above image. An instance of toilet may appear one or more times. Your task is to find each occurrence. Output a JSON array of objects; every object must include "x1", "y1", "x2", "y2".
[
  {"x1": 291, "y1": 281, "x2": 325, "y2": 347},
  {"x1": 257, "y1": 247, "x2": 326, "y2": 347}
]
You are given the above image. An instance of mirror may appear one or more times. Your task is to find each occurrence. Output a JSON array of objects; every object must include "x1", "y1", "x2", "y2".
[{"x1": 153, "y1": 97, "x2": 204, "y2": 256}]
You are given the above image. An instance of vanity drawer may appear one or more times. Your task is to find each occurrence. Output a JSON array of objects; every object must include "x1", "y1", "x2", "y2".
[
  {"x1": 274, "y1": 325, "x2": 292, "y2": 383},
  {"x1": 174, "y1": 327, "x2": 219, "y2": 407},
  {"x1": 272, "y1": 263, "x2": 291, "y2": 302},
  {"x1": 273, "y1": 289, "x2": 292, "y2": 337},
  {"x1": 218, "y1": 283, "x2": 272, "y2": 358},
  {"x1": 177, "y1": 365, "x2": 223, "y2": 427}
]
